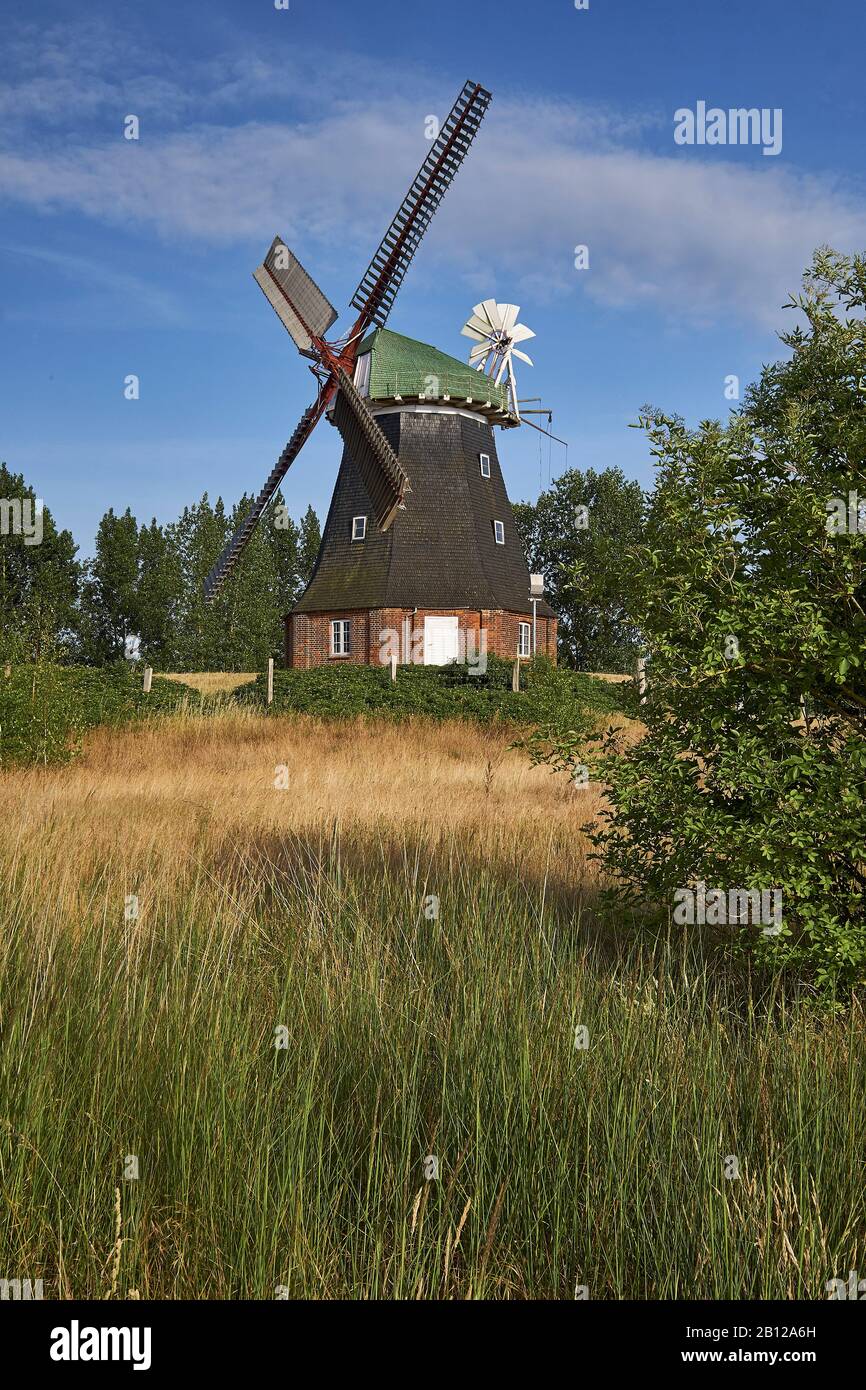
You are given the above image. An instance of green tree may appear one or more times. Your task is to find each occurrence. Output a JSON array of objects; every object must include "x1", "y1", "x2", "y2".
[
  {"x1": 513, "y1": 467, "x2": 644, "y2": 671},
  {"x1": 0, "y1": 462, "x2": 80, "y2": 663},
  {"x1": 167, "y1": 495, "x2": 228, "y2": 670},
  {"x1": 534, "y1": 249, "x2": 866, "y2": 993},
  {"x1": 216, "y1": 493, "x2": 281, "y2": 669},
  {"x1": 76, "y1": 507, "x2": 139, "y2": 664},
  {"x1": 297, "y1": 504, "x2": 322, "y2": 589},
  {"x1": 136, "y1": 518, "x2": 183, "y2": 667},
  {"x1": 268, "y1": 490, "x2": 302, "y2": 616}
]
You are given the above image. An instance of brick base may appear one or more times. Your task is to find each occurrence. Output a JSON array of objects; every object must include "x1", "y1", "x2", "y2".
[{"x1": 284, "y1": 607, "x2": 557, "y2": 669}]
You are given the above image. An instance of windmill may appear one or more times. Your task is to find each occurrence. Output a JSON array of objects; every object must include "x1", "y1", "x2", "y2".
[
  {"x1": 204, "y1": 79, "x2": 493, "y2": 602},
  {"x1": 460, "y1": 300, "x2": 535, "y2": 421}
]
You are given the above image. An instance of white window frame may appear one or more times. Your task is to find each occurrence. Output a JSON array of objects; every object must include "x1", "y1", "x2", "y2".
[
  {"x1": 330, "y1": 619, "x2": 351, "y2": 656},
  {"x1": 351, "y1": 515, "x2": 367, "y2": 541},
  {"x1": 479, "y1": 452, "x2": 491, "y2": 478},
  {"x1": 493, "y1": 519, "x2": 505, "y2": 545},
  {"x1": 518, "y1": 622, "x2": 531, "y2": 658}
]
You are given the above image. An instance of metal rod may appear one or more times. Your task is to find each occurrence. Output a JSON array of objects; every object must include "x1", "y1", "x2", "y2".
[{"x1": 521, "y1": 416, "x2": 568, "y2": 446}]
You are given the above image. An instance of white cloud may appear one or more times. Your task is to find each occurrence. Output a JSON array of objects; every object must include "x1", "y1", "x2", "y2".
[{"x1": 2, "y1": 20, "x2": 864, "y2": 329}]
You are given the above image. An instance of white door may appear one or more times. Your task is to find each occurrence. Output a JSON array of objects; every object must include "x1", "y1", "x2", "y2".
[{"x1": 423, "y1": 615, "x2": 459, "y2": 666}]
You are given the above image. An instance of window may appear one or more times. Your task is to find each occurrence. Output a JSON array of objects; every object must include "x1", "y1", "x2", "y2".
[
  {"x1": 330, "y1": 619, "x2": 351, "y2": 656},
  {"x1": 493, "y1": 520, "x2": 505, "y2": 545},
  {"x1": 354, "y1": 353, "x2": 371, "y2": 397},
  {"x1": 352, "y1": 515, "x2": 367, "y2": 541},
  {"x1": 479, "y1": 453, "x2": 491, "y2": 478},
  {"x1": 518, "y1": 622, "x2": 531, "y2": 658}
]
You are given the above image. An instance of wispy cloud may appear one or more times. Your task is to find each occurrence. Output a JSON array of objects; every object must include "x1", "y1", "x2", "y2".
[
  {"x1": 2, "y1": 18, "x2": 864, "y2": 329},
  {"x1": 0, "y1": 243, "x2": 187, "y2": 327}
]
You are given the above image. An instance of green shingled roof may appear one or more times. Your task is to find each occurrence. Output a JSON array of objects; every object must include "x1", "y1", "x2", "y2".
[{"x1": 356, "y1": 328, "x2": 514, "y2": 423}]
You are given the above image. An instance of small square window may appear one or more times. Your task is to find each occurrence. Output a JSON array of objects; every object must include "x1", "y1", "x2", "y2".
[
  {"x1": 518, "y1": 622, "x2": 531, "y2": 658},
  {"x1": 493, "y1": 520, "x2": 505, "y2": 545},
  {"x1": 352, "y1": 516, "x2": 367, "y2": 541},
  {"x1": 479, "y1": 453, "x2": 491, "y2": 478},
  {"x1": 330, "y1": 619, "x2": 351, "y2": 656}
]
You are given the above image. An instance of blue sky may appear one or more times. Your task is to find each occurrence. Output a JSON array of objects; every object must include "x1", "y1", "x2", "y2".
[{"x1": 2, "y1": 0, "x2": 865, "y2": 556}]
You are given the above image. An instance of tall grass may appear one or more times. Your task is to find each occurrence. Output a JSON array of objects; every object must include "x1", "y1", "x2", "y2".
[{"x1": 0, "y1": 714, "x2": 862, "y2": 1299}]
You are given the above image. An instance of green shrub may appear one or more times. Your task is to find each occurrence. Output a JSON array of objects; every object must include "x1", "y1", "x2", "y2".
[
  {"x1": 531, "y1": 250, "x2": 866, "y2": 995},
  {"x1": 238, "y1": 655, "x2": 627, "y2": 729},
  {"x1": 0, "y1": 664, "x2": 199, "y2": 767}
]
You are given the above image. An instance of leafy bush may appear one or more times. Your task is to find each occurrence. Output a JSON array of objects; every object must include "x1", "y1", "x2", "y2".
[
  {"x1": 532, "y1": 249, "x2": 866, "y2": 995},
  {"x1": 239, "y1": 654, "x2": 627, "y2": 729},
  {"x1": 0, "y1": 664, "x2": 199, "y2": 767}
]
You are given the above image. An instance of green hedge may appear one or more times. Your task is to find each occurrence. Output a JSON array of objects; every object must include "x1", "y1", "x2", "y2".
[
  {"x1": 238, "y1": 656, "x2": 631, "y2": 727},
  {"x1": 0, "y1": 665, "x2": 199, "y2": 767},
  {"x1": 0, "y1": 659, "x2": 630, "y2": 769}
]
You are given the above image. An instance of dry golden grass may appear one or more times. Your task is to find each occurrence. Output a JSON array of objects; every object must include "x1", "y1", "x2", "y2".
[
  {"x1": 160, "y1": 671, "x2": 257, "y2": 694},
  {"x1": 0, "y1": 710, "x2": 639, "y2": 910}
]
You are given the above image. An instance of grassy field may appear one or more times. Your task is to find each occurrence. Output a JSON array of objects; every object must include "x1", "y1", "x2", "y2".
[{"x1": 0, "y1": 708, "x2": 862, "y2": 1299}]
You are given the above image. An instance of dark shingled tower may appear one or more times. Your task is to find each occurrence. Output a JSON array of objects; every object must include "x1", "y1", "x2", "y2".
[{"x1": 285, "y1": 329, "x2": 557, "y2": 668}]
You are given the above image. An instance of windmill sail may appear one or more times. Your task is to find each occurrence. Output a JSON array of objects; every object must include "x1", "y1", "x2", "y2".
[
  {"x1": 332, "y1": 368, "x2": 409, "y2": 530},
  {"x1": 204, "y1": 398, "x2": 326, "y2": 601},
  {"x1": 350, "y1": 80, "x2": 492, "y2": 332},
  {"x1": 203, "y1": 79, "x2": 491, "y2": 605},
  {"x1": 253, "y1": 237, "x2": 338, "y2": 357}
]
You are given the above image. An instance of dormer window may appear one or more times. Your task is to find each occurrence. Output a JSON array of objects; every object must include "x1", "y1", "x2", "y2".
[
  {"x1": 479, "y1": 453, "x2": 491, "y2": 478},
  {"x1": 352, "y1": 515, "x2": 367, "y2": 541},
  {"x1": 493, "y1": 520, "x2": 505, "y2": 545}
]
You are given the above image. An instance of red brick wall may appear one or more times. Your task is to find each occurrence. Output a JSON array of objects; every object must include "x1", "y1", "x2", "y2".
[{"x1": 286, "y1": 608, "x2": 557, "y2": 669}]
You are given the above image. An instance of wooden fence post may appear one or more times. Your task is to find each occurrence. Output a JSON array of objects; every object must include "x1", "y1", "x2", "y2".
[
  {"x1": 267, "y1": 658, "x2": 274, "y2": 706},
  {"x1": 390, "y1": 652, "x2": 397, "y2": 683},
  {"x1": 142, "y1": 667, "x2": 153, "y2": 694},
  {"x1": 512, "y1": 658, "x2": 520, "y2": 693},
  {"x1": 636, "y1": 656, "x2": 647, "y2": 703}
]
